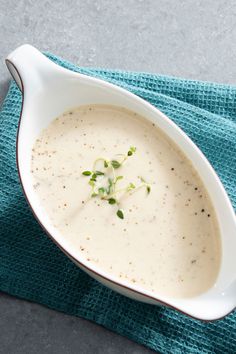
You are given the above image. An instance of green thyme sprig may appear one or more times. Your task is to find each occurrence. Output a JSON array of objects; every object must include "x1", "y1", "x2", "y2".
[
  {"x1": 82, "y1": 146, "x2": 151, "y2": 219},
  {"x1": 139, "y1": 176, "x2": 151, "y2": 195}
]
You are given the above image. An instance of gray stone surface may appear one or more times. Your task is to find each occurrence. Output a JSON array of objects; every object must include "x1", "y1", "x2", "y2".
[{"x1": 0, "y1": 0, "x2": 235, "y2": 353}]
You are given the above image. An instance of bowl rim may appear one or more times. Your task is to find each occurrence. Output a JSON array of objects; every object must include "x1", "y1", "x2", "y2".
[{"x1": 7, "y1": 57, "x2": 236, "y2": 321}]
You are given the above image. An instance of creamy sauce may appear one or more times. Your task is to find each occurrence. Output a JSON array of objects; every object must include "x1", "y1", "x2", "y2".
[{"x1": 31, "y1": 105, "x2": 221, "y2": 298}]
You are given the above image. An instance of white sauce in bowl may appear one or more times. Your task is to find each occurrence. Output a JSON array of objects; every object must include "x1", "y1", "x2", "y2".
[{"x1": 31, "y1": 105, "x2": 221, "y2": 298}]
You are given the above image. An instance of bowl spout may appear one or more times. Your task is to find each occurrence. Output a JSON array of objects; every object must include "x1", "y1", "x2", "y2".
[{"x1": 5, "y1": 44, "x2": 59, "y2": 94}]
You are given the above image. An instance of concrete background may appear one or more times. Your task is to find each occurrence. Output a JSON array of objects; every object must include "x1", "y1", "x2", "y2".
[{"x1": 0, "y1": 0, "x2": 235, "y2": 353}]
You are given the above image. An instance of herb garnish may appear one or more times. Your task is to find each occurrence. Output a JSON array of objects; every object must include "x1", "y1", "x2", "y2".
[
  {"x1": 108, "y1": 198, "x2": 116, "y2": 205},
  {"x1": 117, "y1": 209, "x2": 124, "y2": 219},
  {"x1": 111, "y1": 160, "x2": 121, "y2": 169},
  {"x1": 82, "y1": 171, "x2": 92, "y2": 176},
  {"x1": 82, "y1": 146, "x2": 151, "y2": 219}
]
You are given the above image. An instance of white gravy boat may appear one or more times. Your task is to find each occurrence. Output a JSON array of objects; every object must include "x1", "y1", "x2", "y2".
[{"x1": 6, "y1": 44, "x2": 236, "y2": 321}]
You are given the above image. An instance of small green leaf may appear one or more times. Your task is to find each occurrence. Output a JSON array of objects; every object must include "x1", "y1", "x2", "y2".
[
  {"x1": 104, "y1": 160, "x2": 109, "y2": 168},
  {"x1": 128, "y1": 146, "x2": 136, "y2": 156},
  {"x1": 107, "y1": 178, "x2": 113, "y2": 195},
  {"x1": 89, "y1": 180, "x2": 95, "y2": 187},
  {"x1": 147, "y1": 185, "x2": 151, "y2": 194},
  {"x1": 90, "y1": 173, "x2": 97, "y2": 181},
  {"x1": 127, "y1": 182, "x2": 135, "y2": 191},
  {"x1": 95, "y1": 171, "x2": 104, "y2": 176},
  {"x1": 108, "y1": 198, "x2": 116, "y2": 205},
  {"x1": 115, "y1": 176, "x2": 123, "y2": 182},
  {"x1": 82, "y1": 171, "x2": 92, "y2": 176},
  {"x1": 117, "y1": 209, "x2": 124, "y2": 219},
  {"x1": 91, "y1": 192, "x2": 98, "y2": 197},
  {"x1": 111, "y1": 160, "x2": 121, "y2": 169},
  {"x1": 98, "y1": 187, "x2": 105, "y2": 194}
]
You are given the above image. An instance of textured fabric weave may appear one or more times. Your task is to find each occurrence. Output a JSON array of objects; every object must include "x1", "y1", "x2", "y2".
[{"x1": 0, "y1": 53, "x2": 236, "y2": 353}]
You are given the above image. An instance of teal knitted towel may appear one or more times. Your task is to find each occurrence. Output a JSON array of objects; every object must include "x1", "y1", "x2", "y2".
[{"x1": 0, "y1": 53, "x2": 236, "y2": 354}]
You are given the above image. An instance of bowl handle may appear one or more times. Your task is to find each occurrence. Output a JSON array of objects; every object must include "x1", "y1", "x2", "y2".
[{"x1": 5, "y1": 44, "x2": 59, "y2": 93}]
